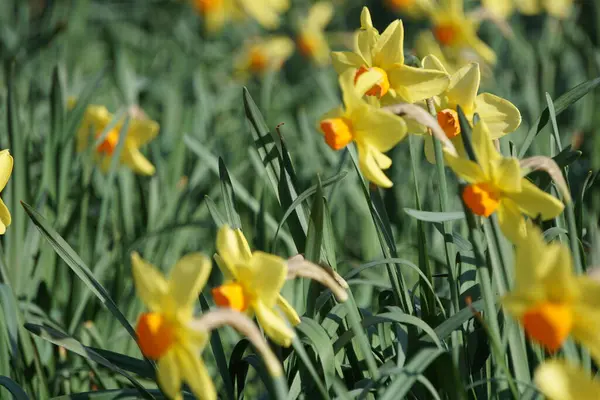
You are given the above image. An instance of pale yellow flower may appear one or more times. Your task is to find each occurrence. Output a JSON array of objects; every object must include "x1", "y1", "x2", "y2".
[
  {"x1": 481, "y1": 0, "x2": 572, "y2": 19},
  {"x1": 535, "y1": 360, "x2": 600, "y2": 400},
  {"x1": 76, "y1": 106, "x2": 159, "y2": 176},
  {"x1": 192, "y1": 0, "x2": 243, "y2": 33},
  {"x1": 331, "y1": 7, "x2": 449, "y2": 104},
  {"x1": 235, "y1": 36, "x2": 294, "y2": 78},
  {"x1": 0, "y1": 150, "x2": 13, "y2": 235},
  {"x1": 132, "y1": 252, "x2": 216, "y2": 400},
  {"x1": 238, "y1": 0, "x2": 289, "y2": 29},
  {"x1": 296, "y1": 2, "x2": 333, "y2": 66},
  {"x1": 384, "y1": 0, "x2": 434, "y2": 19}
]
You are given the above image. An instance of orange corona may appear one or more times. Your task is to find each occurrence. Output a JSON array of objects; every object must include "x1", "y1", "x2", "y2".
[
  {"x1": 385, "y1": 0, "x2": 415, "y2": 10},
  {"x1": 354, "y1": 66, "x2": 390, "y2": 98},
  {"x1": 522, "y1": 302, "x2": 573, "y2": 352},
  {"x1": 437, "y1": 109, "x2": 461, "y2": 139},
  {"x1": 212, "y1": 282, "x2": 249, "y2": 312},
  {"x1": 249, "y1": 48, "x2": 268, "y2": 72},
  {"x1": 136, "y1": 313, "x2": 176, "y2": 359},
  {"x1": 462, "y1": 183, "x2": 500, "y2": 217},
  {"x1": 320, "y1": 118, "x2": 353, "y2": 150},
  {"x1": 193, "y1": 0, "x2": 222, "y2": 13},
  {"x1": 433, "y1": 24, "x2": 458, "y2": 46},
  {"x1": 96, "y1": 129, "x2": 120, "y2": 155},
  {"x1": 297, "y1": 34, "x2": 316, "y2": 58}
]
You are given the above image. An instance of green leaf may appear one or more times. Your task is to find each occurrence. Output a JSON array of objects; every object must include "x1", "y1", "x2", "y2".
[
  {"x1": 297, "y1": 317, "x2": 340, "y2": 393},
  {"x1": 218, "y1": 157, "x2": 242, "y2": 229},
  {"x1": 404, "y1": 209, "x2": 465, "y2": 222},
  {"x1": 0, "y1": 376, "x2": 29, "y2": 399},
  {"x1": 204, "y1": 196, "x2": 227, "y2": 227}
]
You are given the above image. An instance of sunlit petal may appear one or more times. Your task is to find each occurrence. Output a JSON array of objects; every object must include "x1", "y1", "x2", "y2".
[
  {"x1": 475, "y1": 93, "x2": 521, "y2": 138},
  {"x1": 237, "y1": 252, "x2": 287, "y2": 307},
  {"x1": 131, "y1": 252, "x2": 168, "y2": 312},
  {"x1": 175, "y1": 346, "x2": 216, "y2": 400},
  {"x1": 534, "y1": 360, "x2": 600, "y2": 400},
  {"x1": 157, "y1": 350, "x2": 182, "y2": 400},
  {"x1": 504, "y1": 179, "x2": 564, "y2": 220},
  {"x1": 387, "y1": 64, "x2": 449, "y2": 103},
  {"x1": 254, "y1": 300, "x2": 296, "y2": 347},
  {"x1": 168, "y1": 253, "x2": 212, "y2": 311}
]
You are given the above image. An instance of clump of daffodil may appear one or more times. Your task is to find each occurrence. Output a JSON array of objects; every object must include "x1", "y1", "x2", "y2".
[
  {"x1": 318, "y1": 69, "x2": 408, "y2": 188},
  {"x1": 503, "y1": 224, "x2": 600, "y2": 359},
  {"x1": 296, "y1": 2, "x2": 333, "y2": 66},
  {"x1": 235, "y1": 36, "x2": 294, "y2": 79},
  {"x1": 384, "y1": 0, "x2": 433, "y2": 19},
  {"x1": 192, "y1": 0, "x2": 243, "y2": 33},
  {"x1": 0, "y1": 150, "x2": 13, "y2": 234},
  {"x1": 131, "y1": 252, "x2": 216, "y2": 400},
  {"x1": 426, "y1": 0, "x2": 496, "y2": 65},
  {"x1": 420, "y1": 55, "x2": 520, "y2": 163},
  {"x1": 481, "y1": 0, "x2": 572, "y2": 20},
  {"x1": 534, "y1": 359, "x2": 600, "y2": 400},
  {"x1": 444, "y1": 120, "x2": 564, "y2": 242},
  {"x1": 76, "y1": 105, "x2": 159, "y2": 176},
  {"x1": 331, "y1": 7, "x2": 449, "y2": 105},
  {"x1": 212, "y1": 225, "x2": 348, "y2": 347}
]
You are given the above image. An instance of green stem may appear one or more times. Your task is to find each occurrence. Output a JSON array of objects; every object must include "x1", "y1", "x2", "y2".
[{"x1": 345, "y1": 292, "x2": 380, "y2": 380}]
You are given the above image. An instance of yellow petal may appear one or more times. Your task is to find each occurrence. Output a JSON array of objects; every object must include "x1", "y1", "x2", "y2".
[
  {"x1": 443, "y1": 153, "x2": 486, "y2": 183},
  {"x1": 572, "y1": 303, "x2": 600, "y2": 364},
  {"x1": 128, "y1": 118, "x2": 159, "y2": 147},
  {"x1": 254, "y1": 300, "x2": 296, "y2": 347},
  {"x1": 387, "y1": 64, "x2": 450, "y2": 103},
  {"x1": 422, "y1": 54, "x2": 448, "y2": 73},
  {"x1": 131, "y1": 252, "x2": 168, "y2": 312},
  {"x1": 496, "y1": 198, "x2": 527, "y2": 243},
  {"x1": 0, "y1": 150, "x2": 14, "y2": 192},
  {"x1": 471, "y1": 120, "x2": 501, "y2": 173},
  {"x1": 352, "y1": 106, "x2": 407, "y2": 152},
  {"x1": 482, "y1": 0, "x2": 514, "y2": 19},
  {"x1": 175, "y1": 346, "x2": 216, "y2": 400},
  {"x1": 505, "y1": 179, "x2": 564, "y2": 220},
  {"x1": 168, "y1": 253, "x2": 212, "y2": 311},
  {"x1": 306, "y1": 1, "x2": 333, "y2": 29},
  {"x1": 238, "y1": 0, "x2": 286, "y2": 29},
  {"x1": 277, "y1": 294, "x2": 301, "y2": 326},
  {"x1": 543, "y1": 0, "x2": 571, "y2": 18},
  {"x1": 373, "y1": 20, "x2": 404, "y2": 68},
  {"x1": 356, "y1": 8, "x2": 378, "y2": 66},
  {"x1": 357, "y1": 143, "x2": 393, "y2": 188},
  {"x1": 76, "y1": 105, "x2": 112, "y2": 152},
  {"x1": 416, "y1": 33, "x2": 455, "y2": 74},
  {"x1": 490, "y1": 158, "x2": 522, "y2": 193},
  {"x1": 122, "y1": 145, "x2": 155, "y2": 176},
  {"x1": 516, "y1": 0, "x2": 541, "y2": 15},
  {"x1": 0, "y1": 198, "x2": 11, "y2": 235},
  {"x1": 216, "y1": 226, "x2": 252, "y2": 278},
  {"x1": 331, "y1": 51, "x2": 366, "y2": 75},
  {"x1": 360, "y1": 6, "x2": 374, "y2": 29},
  {"x1": 534, "y1": 360, "x2": 600, "y2": 400},
  {"x1": 475, "y1": 93, "x2": 521, "y2": 138},
  {"x1": 157, "y1": 350, "x2": 182, "y2": 399},
  {"x1": 543, "y1": 244, "x2": 579, "y2": 301},
  {"x1": 446, "y1": 63, "x2": 480, "y2": 114},
  {"x1": 237, "y1": 251, "x2": 287, "y2": 307}
]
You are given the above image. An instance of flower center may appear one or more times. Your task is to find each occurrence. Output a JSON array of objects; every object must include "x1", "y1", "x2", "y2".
[
  {"x1": 96, "y1": 128, "x2": 120, "y2": 155},
  {"x1": 320, "y1": 118, "x2": 354, "y2": 150},
  {"x1": 462, "y1": 183, "x2": 500, "y2": 217},
  {"x1": 193, "y1": 0, "x2": 222, "y2": 13},
  {"x1": 433, "y1": 23, "x2": 458, "y2": 46},
  {"x1": 522, "y1": 302, "x2": 573, "y2": 352},
  {"x1": 297, "y1": 34, "x2": 317, "y2": 58},
  {"x1": 136, "y1": 312, "x2": 176, "y2": 359},
  {"x1": 249, "y1": 48, "x2": 268, "y2": 72},
  {"x1": 212, "y1": 282, "x2": 249, "y2": 312},
  {"x1": 354, "y1": 66, "x2": 390, "y2": 98},
  {"x1": 385, "y1": 0, "x2": 415, "y2": 10},
  {"x1": 437, "y1": 109, "x2": 461, "y2": 139}
]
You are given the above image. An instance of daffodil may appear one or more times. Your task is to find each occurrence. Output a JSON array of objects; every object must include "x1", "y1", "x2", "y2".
[
  {"x1": 192, "y1": 0, "x2": 243, "y2": 33},
  {"x1": 444, "y1": 120, "x2": 563, "y2": 242},
  {"x1": 318, "y1": 69, "x2": 408, "y2": 188},
  {"x1": 296, "y1": 2, "x2": 333, "y2": 66},
  {"x1": 503, "y1": 224, "x2": 600, "y2": 359},
  {"x1": 76, "y1": 105, "x2": 159, "y2": 176},
  {"x1": 235, "y1": 36, "x2": 294, "y2": 78},
  {"x1": 331, "y1": 7, "x2": 449, "y2": 104},
  {"x1": 212, "y1": 226, "x2": 301, "y2": 347},
  {"x1": 481, "y1": 0, "x2": 572, "y2": 19},
  {"x1": 534, "y1": 359, "x2": 600, "y2": 400},
  {"x1": 237, "y1": 0, "x2": 289, "y2": 30},
  {"x1": 384, "y1": 0, "x2": 433, "y2": 18},
  {"x1": 0, "y1": 150, "x2": 13, "y2": 234},
  {"x1": 131, "y1": 252, "x2": 215, "y2": 400},
  {"x1": 426, "y1": 0, "x2": 496, "y2": 64},
  {"x1": 421, "y1": 55, "x2": 520, "y2": 163}
]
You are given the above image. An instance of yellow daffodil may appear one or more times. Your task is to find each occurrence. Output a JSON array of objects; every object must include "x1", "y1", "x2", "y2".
[
  {"x1": 131, "y1": 252, "x2": 216, "y2": 400},
  {"x1": 296, "y1": 2, "x2": 333, "y2": 66},
  {"x1": 384, "y1": 0, "x2": 433, "y2": 18},
  {"x1": 421, "y1": 56, "x2": 520, "y2": 163},
  {"x1": 238, "y1": 0, "x2": 289, "y2": 29},
  {"x1": 427, "y1": 0, "x2": 496, "y2": 64},
  {"x1": 444, "y1": 120, "x2": 563, "y2": 242},
  {"x1": 318, "y1": 69, "x2": 408, "y2": 188},
  {"x1": 76, "y1": 105, "x2": 159, "y2": 176},
  {"x1": 192, "y1": 0, "x2": 243, "y2": 33},
  {"x1": 0, "y1": 150, "x2": 13, "y2": 234},
  {"x1": 481, "y1": 0, "x2": 572, "y2": 19},
  {"x1": 534, "y1": 359, "x2": 600, "y2": 400},
  {"x1": 235, "y1": 36, "x2": 294, "y2": 78},
  {"x1": 331, "y1": 7, "x2": 449, "y2": 104},
  {"x1": 503, "y1": 224, "x2": 600, "y2": 358},
  {"x1": 212, "y1": 226, "x2": 301, "y2": 347}
]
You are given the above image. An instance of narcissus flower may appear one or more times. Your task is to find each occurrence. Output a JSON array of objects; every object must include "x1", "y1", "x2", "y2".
[
  {"x1": 535, "y1": 360, "x2": 600, "y2": 400},
  {"x1": 76, "y1": 106, "x2": 159, "y2": 176},
  {"x1": 422, "y1": 56, "x2": 520, "y2": 163},
  {"x1": 192, "y1": 0, "x2": 243, "y2": 33},
  {"x1": 444, "y1": 120, "x2": 563, "y2": 242},
  {"x1": 427, "y1": 0, "x2": 496, "y2": 64},
  {"x1": 212, "y1": 226, "x2": 348, "y2": 347},
  {"x1": 481, "y1": 0, "x2": 572, "y2": 19},
  {"x1": 318, "y1": 69, "x2": 408, "y2": 188},
  {"x1": 131, "y1": 252, "x2": 216, "y2": 400},
  {"x1": 331, "y1": 7, "x2": 449, "y2": 104},
  {"x1": 296, "y1": 2, "x2": 333, "y2": 66},
  {"x1": 503, "y1": 225, "x2": 600, "y2": 358},
  {"x1": 0, "y1": 150, "x2": 13, "y2": 234},
  {"x1": 235, "y1": 36, "x2": 294, "y2": 78},
  {"x1": 384, "y1": 0, "x2": 433, "y2": 18},
  {"x1": 238, "y1": 0, "x2": 289, "y2": 29}
]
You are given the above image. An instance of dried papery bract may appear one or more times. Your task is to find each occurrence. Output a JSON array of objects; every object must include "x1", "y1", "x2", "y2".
[
  {"x1": 286, "y1": 255, "x2": 349, "y2": 301},
  {"x1": 383, "y1": 102, "x2": 458, "y2": 157},
  {"x1": 520, "y1": 156, "x2": 572, "y2": 203},
  {"x1": 189, "y1": 309, "x2": 283, "y2": 377}
]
